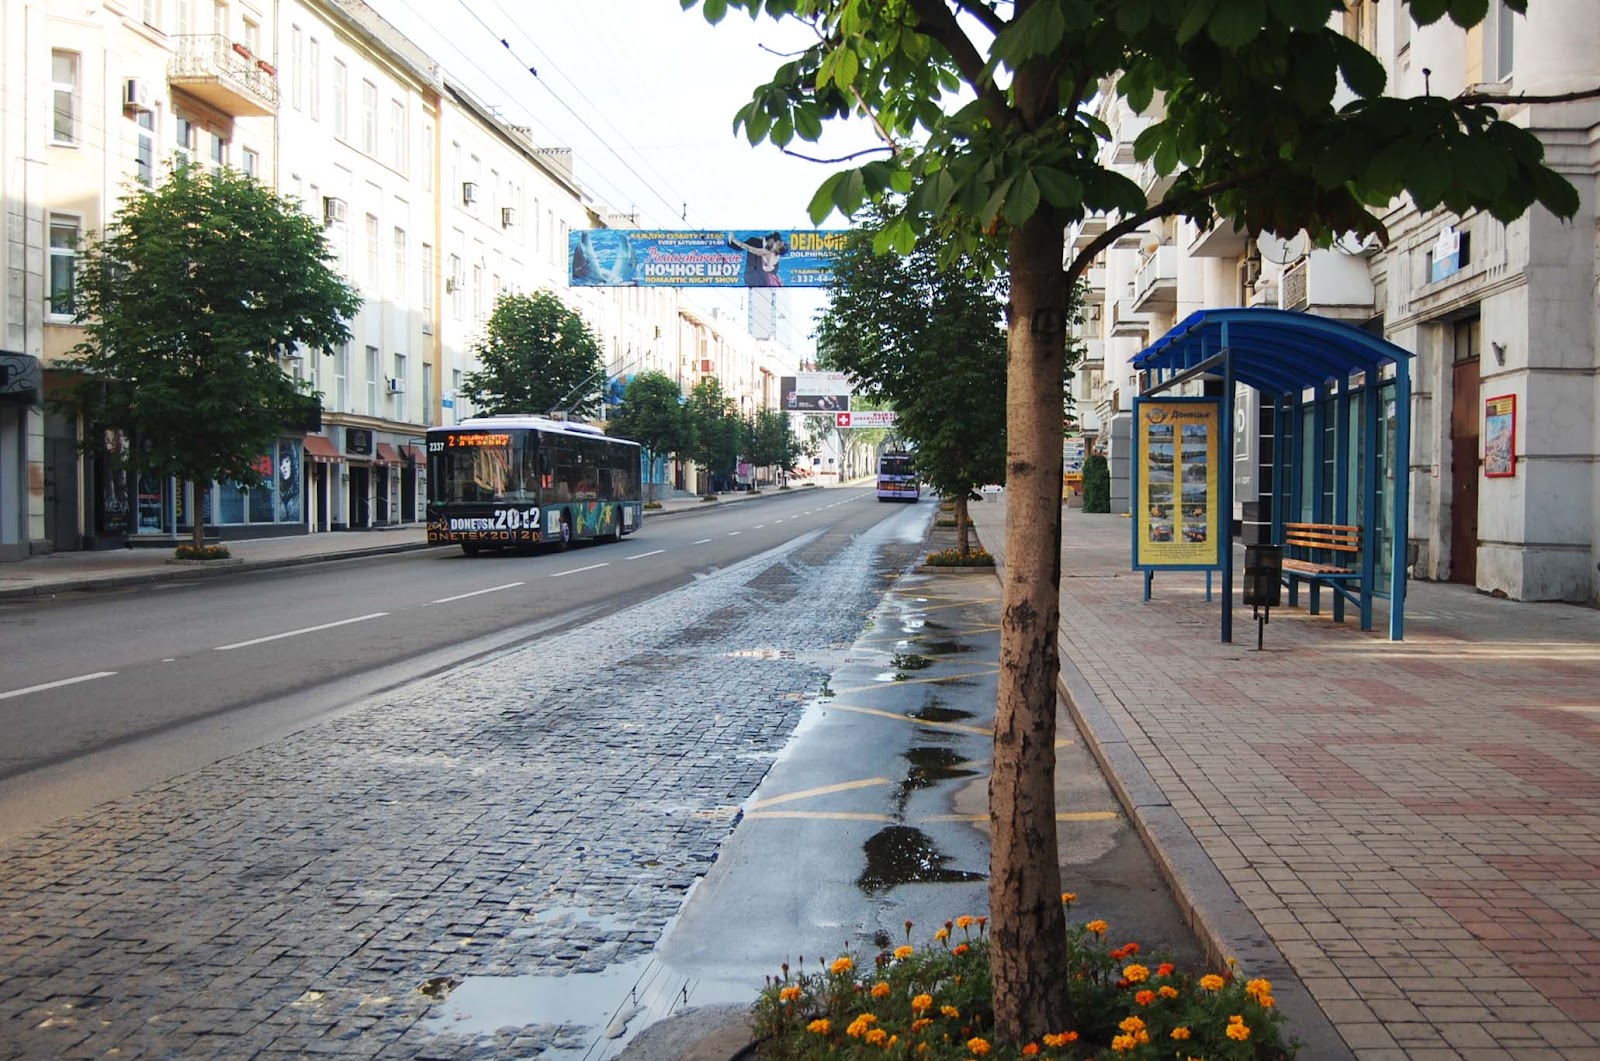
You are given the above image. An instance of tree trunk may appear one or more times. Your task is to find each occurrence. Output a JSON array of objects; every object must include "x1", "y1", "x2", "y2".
[
  {"x1": 989, "y1": 210, "x2": 1070, "y2": 1039},
  {"x1": 192, "y1": 486, "x2": 206, "y2": 552},
  {"x1": 956, "y1": 493, "x2": 971, "y2": 555}
]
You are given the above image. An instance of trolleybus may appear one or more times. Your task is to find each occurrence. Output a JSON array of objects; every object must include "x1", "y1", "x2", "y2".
[
  {"x1": 876, "y1": 451, "x2": 920, "y2": 502},
  {"x1": 426, "y1": 415, "x2": 643, "y2": 555}
]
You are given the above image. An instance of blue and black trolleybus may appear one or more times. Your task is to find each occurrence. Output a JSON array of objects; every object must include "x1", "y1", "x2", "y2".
[
  {"x1": 876, "y1": 451, "x2": 920, "y2": 502},
  {"x1": 426, "y1": 415, "x2": 643, "y2": 555}
]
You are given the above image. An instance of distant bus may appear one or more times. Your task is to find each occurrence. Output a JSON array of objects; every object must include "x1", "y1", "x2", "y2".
[
  {"x1": 876, "y1": 452, "x2": 919, "y2": 502},
  {"x1": 426, "y1": 415, "x2": 643, "y2": 555}
]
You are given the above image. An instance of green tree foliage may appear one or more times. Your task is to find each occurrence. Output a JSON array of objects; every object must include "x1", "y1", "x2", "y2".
[
  {"x1": 684, "y1": 377, "x2": 740, "y2": 495},
  {"x1": 744, "y1": 407, "x2": 801, "y2": 479},
  {"x1": 463, "y1": 290, "x2": 604, "y2": 418},
  {"x1": 683, "y1": 0, "x2": 1581, "y2": 1040},
  {"x1": 608, "y1": 370, "x2": 691, "y2": 499},
  {"x1": 1081, "y1": 454, "x2": 1111, "y2": 513},
  {"x1": 64, "y1": 162, "x2": 361, "y2": 552},
  {"x1": 815, "y1": 217, "x2": 1009, "y2": 555}
]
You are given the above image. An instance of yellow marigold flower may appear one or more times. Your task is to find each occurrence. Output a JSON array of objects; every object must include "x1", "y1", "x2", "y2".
[
  {"x1": 911, "y1": 993, "x2": 933, "y2": 1013},
  {"x1": 895, "y1": 945, "x2": 915, "y2": 961},
  {"x1": 935, "y1": 928, "x2": 950, "y2": 942},
  {"x1": 1123, "y1": 963, "x2": 1150, "y2": 984},
  {"x1": 1246, "y1": 978, "x2": 1273, "y2": 1001},
  {"x1": 911, "y1": 1018, "x2": 933, "y2": 1032},
  {"x1": 808, "y1": 1018, "x2": 831, "y2": 1035},
  {"x1": 1061, "y1": 891, "x2": 1078, "y2": 904},
  {"x1": 957, "y1": 915, "x2": 975, "y2": 929},
  {"x1": 779, "y1": 985, "x2": 801, "y2": 1002},
  {"x1": 1199, "y1": 974, "x2": 1226, "y2": 991},
  {"x1": 871, "y1": 981, "x2": 890, "y2": 999},
  {"x1": 1119, "y1": 1015, "x2": 1146, "y2": 1034},
  {"x1": 1227, "y1": 1020, "x2": 1251, "y2": 1041},
  {"x1": 1171, "y1": 1027, "x2": 1191, "y2": 1040},
  {"x1": 865, "y1": 1028, "x2": 888, "y2": 1046},
  {"x1": 1134, "y1": 989, "x2": 1156, "y2": 1005},
  {"x1": 1111, "y1": 1033, "x2": 1136, "y2": 1053},
  {"x1": 831, "y1": 956, "x2": 854, "y2": 975},
  {"x1": 952, "y1": 943, "x2": 970, "y2": 956},
  {"x1": 1159, "y1": 985, "x2": 1180, "y2": 1000},
  {"x1": 1086, "y1": 919, "x2": 1109, "y2": 936},
  {"x1": 941, "y1": 1005, "x2": 960, "y2": 1018},
  {"x1": 966, "y1": 1037, "x2": 991, "y2": 1056},
  {"x1": 846, "y1": 1014, "x2": 879, "y2": 1039}
]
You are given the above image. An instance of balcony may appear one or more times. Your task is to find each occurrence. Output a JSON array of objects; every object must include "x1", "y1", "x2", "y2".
[
  {"x1": 1078, "y1": 262, "x2": 1107, "y2": 303},
  {"x1": 1109, "y1": 298, "x2": 1151, "y2": 339},
  {"x1": 1187, "y1": 216, "x2": 1249, "y2": 259},
  {"x1": 1130, "y1": 245, "x2": 1178, "y2": 311},
  {"x1": 1068, "y1": 212, "x2": 1108, "y2": 254},
  {"x1": 168, "y1": 35, "x2": 277, "y2": 116},
  {"x1": 1138, "y1": 159, "x2": 1177, "y2": 204},
  {"x1": 1075, "y1": 337, "x2": 1104, "y2": 368},
  {"x1": 1276, "y1": 248, "x2": 1375, "y2": 316}
]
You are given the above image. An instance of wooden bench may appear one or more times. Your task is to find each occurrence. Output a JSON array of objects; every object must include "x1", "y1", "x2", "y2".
[{"x1": 1282, "y1": 522, "x2": 1364, "y2": 624}]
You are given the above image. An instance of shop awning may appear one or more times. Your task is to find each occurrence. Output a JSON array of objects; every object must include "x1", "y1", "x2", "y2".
[
  {"x1": 302, "y1": 434, "x2": 342, "y2": 463},
  {"x1": 374, "y1": 443, "x2": 404, "y2": 466},
  {"x1": 404, "y1": 444, "x2": 426, "y2": 465}
]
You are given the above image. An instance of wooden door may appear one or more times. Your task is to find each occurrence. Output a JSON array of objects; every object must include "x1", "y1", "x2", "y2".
[{"x1": 1450, "y1": 352, "x2": 1480, "y2": 584}]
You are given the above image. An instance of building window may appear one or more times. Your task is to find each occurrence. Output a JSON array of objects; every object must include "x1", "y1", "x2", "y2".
[
  {"x1": 448, "y1": 253, "x2": 462, "y2": 318},
  {"x1": 175, "y1": 115, "x2": 194, "y2": 164},
  {"x1": 1486, "y1": 0, "x2": 1515, "y2": 80},
  {"x1": 133, "y1": 109, "x2": 156, "y2": 186},
  {"x1": 242, "y1": 16, "x2": 259, "y2": 56},
  {"x1": 332, "y1": 61, "x2": 348, "y2": 140},
  {"x1": 472, "y1": 263, "x2": 484, "y2": 319},
  {"x1": 48, "y1": 216, "x2": 79, "y2": 318},
  {"x1": 364, "y1": 213, "x2": 380, "y2": 289},
  {"x1": 142, "y1": 0, "x2": 162, "y2": 30},
  {"x1": 51, "y1": 51, "x2": 80, "y2": 145},
  {"x1": 209, "y1": 131, "x2": 226, "y2": 171},
  {"x1": 242, "y1": 146, "x2": 259, "y2": 178},
  {"x1": 334, "y1": 342, "x2": 349, "y2": 411},
  {"x1": 421, "y1": 242, "x2": 435, "y2": 323},
  {"x1": 389, "y1": 99, "x2": 406, "y2": 173},
  {"x1": 289, "y1": 26, "x2": 303, "y2": 110},
  {"x1": 212, "y1": 0, "x2": 226, "y2": 37},
  {"x1": 393, "y1": 226, "x2": 407, "y2": 301},
  {"x1": 452, "y1": 368, "x2": 464, "y2": 421},
  {"x1": 422, "y1": 362, "x2": 434, "y2": 425},
  {"x1": 308, "y1": 38, "x2": 321, "y2": 119},
  {"x1": 360, "y1": 80, "x2": 377, "y2": 155},
  {"x1": 392, "y1": 352, "x2": 407, "y2": 402},
  {"x1": 422, "y1": 123, "x2": 434, "y2": 192},
  {"x1": 366, "y1": 345, "x2": 380, "y2": 415}
]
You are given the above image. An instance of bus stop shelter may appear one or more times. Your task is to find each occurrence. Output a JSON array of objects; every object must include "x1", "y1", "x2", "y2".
[{"x1": 1131, "y1": 306, "x2": 1413, "y2": 641}]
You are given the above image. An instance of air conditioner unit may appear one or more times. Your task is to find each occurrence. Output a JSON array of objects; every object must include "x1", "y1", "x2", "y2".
[
  {"x1": 123, "y1": 78, "x2": 153, "y2": 112},
  {"x1": 444, "y1": 276, "x2": 458, "y2": 293},
  {"x1": 322, "y1": 196, "x2": 348, "y2": 226},
  {"x1": 387, "y1": 377, "x2": 406, "y2": 394},
  {"x1": 461, "y1": 182, "x2": 478, "y2": 205},
  {"x1": 501, "y1": 207, "x2": 516, "y2": 228}
]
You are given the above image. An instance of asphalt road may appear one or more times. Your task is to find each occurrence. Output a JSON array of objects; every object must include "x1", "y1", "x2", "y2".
[{"x1": 0, "y1": 488, "x2": 888, "y2": 840}]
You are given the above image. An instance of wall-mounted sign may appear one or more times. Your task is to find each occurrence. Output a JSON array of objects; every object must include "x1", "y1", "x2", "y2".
[
  {"x1": 1429, "y1": 224, "x2": 1463, "y2": 283},
  {"x1": 345, "y1": 427, "x2": 373, "y2": 456},
  {"x1": 1131, "y1": 397, "x2": 1223, "y2": 570},
  {"x1": 1484, "y1": 394, "x2": 1516, "y2": 477}
]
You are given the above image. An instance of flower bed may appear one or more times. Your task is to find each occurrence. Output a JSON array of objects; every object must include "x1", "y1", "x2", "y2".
[
  {"x1": 753, "y1": 897, "x2": 1293, "y2": 1059},
  {"x1": 924, "y1": 548, "x2": 995, "y2": 567},
  {"x1": 173, "y1": 543, "x2": 232, "y2": 561}
]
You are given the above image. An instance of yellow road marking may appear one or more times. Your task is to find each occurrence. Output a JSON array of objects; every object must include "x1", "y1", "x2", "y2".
[
  {"x1": 826, "y1": 703, "x2": 992, "y2": 736},
  {"x1": 747, "y1": 777, "x2": 893, "y2": 811},
  {"x1": 830, "y1": 664, "x2": 1001, "y2": 695},
  {"x1": 743, "y1": 810, "x2": 1121, "y2": 824},
  {"x1": 922, "y1": 811, "x2": 1121, "y2": 824},
  {"x1": 746, "y1": 811, "x2": 895, "y2": 822}
]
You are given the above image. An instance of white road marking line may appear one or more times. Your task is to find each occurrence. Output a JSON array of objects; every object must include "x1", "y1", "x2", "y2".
[
  {"x1": 214, "y1": 613, "x2": 390, "y2": 651},
  {"x1": 625, "y1": 550, "x2": 665, "y2": 560},
  {"x1": 0, "y1": 671, "x2": 117, "y2": 701},
  {"x1": 727, "y1": 531, "x2": 741, "y2": 536},
  {"x1": 693, "y1": 538, "x2": 712, "y2": 544},
  {"x1": 753, "y1": 524, "x2": 765, "y2": 529},
  {"x1": 550, "y1": 562, "x2": 609, "y2": 578},
  {"x1": 431, "y1": 582, "x2": 524, "y2": 604}
]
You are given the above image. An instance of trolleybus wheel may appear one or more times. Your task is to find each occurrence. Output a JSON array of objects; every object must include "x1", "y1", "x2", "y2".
[
  {"x1": 461, "y1": 542, "x2": 482, "y2": 556},
  {"x1": 555, "y1": 516, "x2": 573, "y2": 551}
]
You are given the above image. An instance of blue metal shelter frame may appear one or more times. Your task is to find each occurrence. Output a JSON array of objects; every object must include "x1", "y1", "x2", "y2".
[{"x1": 1131, "y1": 307, "x2": 1413, "y2": 641}]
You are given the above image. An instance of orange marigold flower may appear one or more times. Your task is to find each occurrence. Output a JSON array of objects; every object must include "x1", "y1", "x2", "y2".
[
  {"x1": 966, "y1": 1037, "x2": 991, "y2": 1056},
  {"x1": 1246, "y1": 978, "x2": 1273, "y2": 1001},
  {"x1": 1086, "y1": 920, "x2": 1109, "y2": 936},
  {"x1": 1227, "y1": 1020, "x2": 1251, "y2": 1042},
  {"x1": 1122, "y1": 943, "x2": 1141, "y2": 956},
  {"x1": 1109, "y1": 945, "x2": 1130, "y2": 960},
  {"x1": 1199, "y1": 974, "x2": 1226, "y2": 991},
  {"x1": 1061, "y1": 892, "x2": 1078, "y2": 904},
  {"x1": 935, "y1": 928, "x2": 950, "y2": 942},
  {"x1": 895, "y1": 945, "x2": 915, "y2": 961},
  {"x1": 1110, "y1": 1033, "x2": 1137, "y2": 1053},
  {"x1": 1261, "y1": 994, "x2": 1277, "y2": 1008},
  {"x1": 865, "y1": 1029, "x2": 888, "y2": 1046},
  {"x1": 1118, "y1": 1016, "x2": 1146, "y2": 1034},
  {"x1": 1123, "y1": 963, "x2": 1150, "y2": 984},
  {"x1": 1135, "y1": 990, "x2": 1156, "y2": 1005},
  {"x1": 1171, "y1": 1027, "x2": 1192, "y2": 1041},
  {"x1": 1157, "y1": 962, "x2": 1176, "y2": 977},
  {"x1": 952, "y1": 943, "x2": 970, "y2": 956},
  {"x1": 940, "y1": 1005, "x2": 960, "y2": 1019},
  {"x1": 779, "y1": 985, "x2": 802, "y2": 1003},
  {"x1": 956, "y1": 916, "x2": 975, "y2": 929},
  {"x1": 808, "y1": 1018, "x2": 831, "y2": 1035},
  {"x1": 871, "y1": 981, "x2": 891, "y2": 999},
  {"x1": 1022, "y1": 1044, "x2": 1039, "y2": 1056},
  {"x1": 1158, "y1": 986, "x2": 1180, "y2": 1000},
  {"x1": 911, "y1": 994, "x2": 933, "y2": 1013},
  {"x1": 831, "y1": 956, "x2": 854, "y2": 975},
  {"x1": 911, "y1": 1018, "x2": 933, "y2": 1033},
  {"x1": 1041, "y1": 1032, "x2": 1079, "y2": 1048}
]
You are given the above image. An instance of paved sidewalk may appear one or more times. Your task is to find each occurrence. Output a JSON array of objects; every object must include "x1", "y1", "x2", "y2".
[
  {"x1": 0, "y1": 486, "x2": 811, "y2": 601},
  {"x1": 969, "y1": 498, "x2": 1600, "y2": 1060}
]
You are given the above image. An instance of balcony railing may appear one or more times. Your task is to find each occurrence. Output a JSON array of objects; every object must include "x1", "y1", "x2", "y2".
[
  {"x1": 1130, "y1": 246, "x2": 1178, "y2": 311},
  {"x1": 169, "y1": 35, "x2": 277, "y2": 116}
]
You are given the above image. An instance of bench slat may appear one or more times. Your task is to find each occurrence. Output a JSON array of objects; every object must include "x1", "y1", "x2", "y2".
[{"x1": 1285, "y1": 521, "x2": 1360, "y2": 533}]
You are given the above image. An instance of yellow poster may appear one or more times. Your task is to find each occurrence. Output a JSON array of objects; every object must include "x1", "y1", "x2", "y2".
[{"x1": 1133, "y1": 398, "x2": 1223, "y2": 569}]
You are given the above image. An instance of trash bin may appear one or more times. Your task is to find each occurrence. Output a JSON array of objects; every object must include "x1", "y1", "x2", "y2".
[{"x1": 1242, "y1": 544, "x2": 1283, "y2": 608}]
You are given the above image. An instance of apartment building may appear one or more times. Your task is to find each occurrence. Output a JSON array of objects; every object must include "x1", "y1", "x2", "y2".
[{"x1": 1075, "y1": 0, "x2": 1600, "y2": 604}]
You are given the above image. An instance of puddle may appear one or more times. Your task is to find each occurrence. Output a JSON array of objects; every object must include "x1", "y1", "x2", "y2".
[
  {"x1": 915, "y1": 639, "x2": 973, "y2": 655},
  {"x1": 423, "y1": 956, "x2": 654, "y2": 1040},
  {"x1": 908, "y1": 704, "x2": 974, "y2": 724},
  {"x1": 892, "y1": 653, "x2": 933, "y2": 670},
  {"x1": 902, "y1": 746, "x2": 979, "y2": 790},
  {"x1": 857, "y1": 826, "x2": 985, "y2": 893}
]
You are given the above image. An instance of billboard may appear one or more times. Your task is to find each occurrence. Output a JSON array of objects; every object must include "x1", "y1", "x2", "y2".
[
  {"x1": 569, "y1": 229, "x2": 848, "y2": 288},
  {"x1": 1131, "y1": 397, "x2": 1223, "y2": 570},
  {"x1": 780, "y1": 373, "x2": 854, "y2": 412},
  {"x1": 835, "y1": 410, "x2": 897, "y2": 429}
]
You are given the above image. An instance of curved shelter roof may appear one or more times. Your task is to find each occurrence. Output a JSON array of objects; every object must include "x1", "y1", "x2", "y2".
[{"x1": 1132, "y1": 306, "x2": 1412, "y2": 395}]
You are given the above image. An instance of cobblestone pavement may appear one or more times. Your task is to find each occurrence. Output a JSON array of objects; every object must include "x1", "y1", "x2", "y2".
[
  {"x1": 0, "y1": 514, "x2": 923, "y2": 1060},
  {"x1": 970, "y1": 500, "x2": 1600, "y2": 1061}
]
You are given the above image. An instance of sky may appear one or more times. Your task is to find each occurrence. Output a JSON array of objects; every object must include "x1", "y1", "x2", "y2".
[{"x1": 364, "y1": 0, "x2": 881, "y2": 353}]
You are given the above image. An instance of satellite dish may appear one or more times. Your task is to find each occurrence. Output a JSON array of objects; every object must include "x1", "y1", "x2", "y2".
[{"x1": 1255, "y1": 230, "x2": 1309, "y2": 265}]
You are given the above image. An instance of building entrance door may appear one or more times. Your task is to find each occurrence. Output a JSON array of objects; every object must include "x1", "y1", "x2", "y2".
[
  {"x1": 43, "y1": 412, "x2": 80, "y2": 552},
  {"x1": 348, "y1": 466, "x2": 370, "y2": 528},
  {"x1": 1450, "y1": 321, "x2": 1480, "y2": 585}
]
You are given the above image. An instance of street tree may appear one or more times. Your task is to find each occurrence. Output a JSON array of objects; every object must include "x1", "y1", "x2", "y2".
[
  {"x1": 744, "y1": 407, "x2": 801, "y2": 482},
  {"x1": 815, "y1": 217, "x2": 1010, "y2": 555},
  {"x1": 463, "y1": 290, "x2": 604, "y2": 418},
  {"x1": 66, "y1": 161, "x2": 361, "y2": 554},
  {"x1": 608, "y1": 370, "x2": 691, "y2": 499},
  {"x1": 683, "y1": 0, "x2": 1582, "y2": 1037},
  {"x1": 684, "y1": 377, "x2": 740, "y2": 494}
]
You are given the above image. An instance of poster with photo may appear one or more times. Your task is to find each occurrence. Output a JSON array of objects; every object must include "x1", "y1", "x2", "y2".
[
  {"x1": 1133, "y1": 398, "x2": 1222, "y2": 569},
  {"x1": 1484, "y1": 394, "x2": 1516, "y2": 477}
]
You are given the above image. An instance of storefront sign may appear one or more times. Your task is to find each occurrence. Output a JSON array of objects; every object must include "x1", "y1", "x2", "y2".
[
  {"x1": 1484, "y1": 394, "x2": 1516, "y2": 477},
  {"x1": 345, "y1": 427, "x2": 373, "y2": 456},
  {"x1": 1132, "y1": 397, "x2": 1223, "y2": 570}
]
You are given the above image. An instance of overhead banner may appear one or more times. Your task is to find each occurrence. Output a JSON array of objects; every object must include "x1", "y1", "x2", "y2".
[
  {"x1": 836, "y1": 410, "x2": 897, "y2": 429},
  {"x1": 568, "y1": 229, "x2": 848, "y2": 288},
  {"x1": 780, "y1": 373, "x2": 853, "y2": 412},
  {"x1": 1131, "y1": 397, "x2": 1223, "y2": 570}
]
